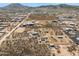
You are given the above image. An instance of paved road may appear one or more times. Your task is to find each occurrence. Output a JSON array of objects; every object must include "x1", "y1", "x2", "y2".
[{"x1": 0, "y1": 13, "x2": 31, "y2": 46}]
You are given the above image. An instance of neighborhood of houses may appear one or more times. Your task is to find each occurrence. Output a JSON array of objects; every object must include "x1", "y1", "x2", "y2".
[{"x1": 0, "y1": 9, "x2": 79, "y2": 56}]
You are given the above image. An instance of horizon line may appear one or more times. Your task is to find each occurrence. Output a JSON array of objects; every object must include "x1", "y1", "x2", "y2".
[{"x1": 0, "y1": 3, "x2": 79, "y2": 7}]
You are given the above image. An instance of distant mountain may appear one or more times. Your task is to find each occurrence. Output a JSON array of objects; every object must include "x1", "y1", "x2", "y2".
[
  {"x1": 2, "y1": 3, "x2": 79, "y2": 10},
  {"x1": 58, "y1": 4, "x2": 70, "y2": 7},
  {"x1": 1, "y1": 3, "x2": 30, "y2": 13},
  {"x1": 38, "y1": 5, "x2": 56, "y2": 7},
  {"x1": 6, "y1": 3, "x2": 23, "y2": 8},
  {"x1": 0, "y1": 3, "x2": 79, "y2": 13},
  {"x1": 4, "y1": 3, "x2": 28, "y2": 9},
  {"x1": 38, "y1": 5, "x2": 57, "y2": 9},
  {"x1": 38, "y1": 4, "x2": 79, "y2": 9}
]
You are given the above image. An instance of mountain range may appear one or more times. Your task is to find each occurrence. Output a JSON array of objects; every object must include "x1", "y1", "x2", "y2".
[
  {"x1": 1, "y1": 3, "x2": 79, "y2": 9},
  {"x1": 0, "y1": 3, "x2": 79, "y2": 13}
]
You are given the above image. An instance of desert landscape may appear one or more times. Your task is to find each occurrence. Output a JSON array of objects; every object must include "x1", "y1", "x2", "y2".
[{"x1": 0, "y1": 3, "x2": 79, "y2": 56}]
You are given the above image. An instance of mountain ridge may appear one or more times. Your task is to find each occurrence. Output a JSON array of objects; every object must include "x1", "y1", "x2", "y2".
[{"x1": 2, "y1": 3, "x2": 79, "y2": 8}]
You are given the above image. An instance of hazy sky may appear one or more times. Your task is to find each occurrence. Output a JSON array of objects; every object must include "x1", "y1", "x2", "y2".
[{"x1": 0, "y1": 3, "x2": 79, "y2": 7}]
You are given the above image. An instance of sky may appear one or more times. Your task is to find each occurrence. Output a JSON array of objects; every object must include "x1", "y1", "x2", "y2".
[{"x1": 0, "y1": 3, "x2": 79, "y2": 7}]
